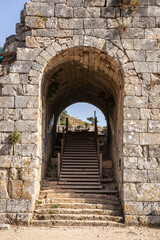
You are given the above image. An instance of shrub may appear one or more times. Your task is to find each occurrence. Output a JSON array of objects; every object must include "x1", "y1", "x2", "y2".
[
  {"x1": 9, "y1": 129, "x2": 21, "y2": 145},
  {"x1": 119, "y1": 0, "x2": 140, "y2": 11}
]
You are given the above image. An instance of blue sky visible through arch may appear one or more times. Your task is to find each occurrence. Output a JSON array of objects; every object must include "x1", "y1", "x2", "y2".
[{"x1": 65, "y1": 103, "x2": 107, "y2": 127}]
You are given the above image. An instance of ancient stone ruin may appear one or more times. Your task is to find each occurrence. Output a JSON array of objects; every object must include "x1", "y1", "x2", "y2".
[{"x1": 0, "y1": 0, "x2": 160, "y2": 227}]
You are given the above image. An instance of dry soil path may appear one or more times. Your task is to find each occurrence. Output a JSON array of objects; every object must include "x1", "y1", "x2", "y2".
[{"x1": 0, "y1": 226, "x2": 160, "y2": 240}]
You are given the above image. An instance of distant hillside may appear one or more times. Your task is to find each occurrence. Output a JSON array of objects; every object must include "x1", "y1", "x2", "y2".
[{"x1": 66, "y1": 114, "x2": 103, "y2": 130}]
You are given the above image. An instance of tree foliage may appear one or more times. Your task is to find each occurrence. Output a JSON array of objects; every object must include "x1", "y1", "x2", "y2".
[{"x1": 87, "y1": 117, "x2": 95, "y2": 125}]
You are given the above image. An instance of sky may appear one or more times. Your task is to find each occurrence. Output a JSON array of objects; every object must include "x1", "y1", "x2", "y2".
[
  {"x1": 0, "y1": 1, "x2": 106, "y2": 127},
  {"x1": 66, "y1": 103, "x2": 106, "y2": 127},
  {"x1": 0, "y1": 0, "x2": 27, "y2": 46}
]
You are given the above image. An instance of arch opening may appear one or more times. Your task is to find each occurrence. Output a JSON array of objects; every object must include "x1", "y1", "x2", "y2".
[{"x1": 41, "y1": 46, "x2": 124, "y2": 192}]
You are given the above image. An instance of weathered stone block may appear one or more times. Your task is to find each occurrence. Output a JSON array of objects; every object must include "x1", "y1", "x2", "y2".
[
  {"x1": 22, "y1": 109, "x2": 39, "y2": 120},
  {"x1": 124, "y1": 169, "x2": 147, "y2": 182},
  {"x1": 0, "y1": 171, "x2": 9, "y2": 199},
  {"x1": 55, "y1": 4, "x2": 73, "y2": 18},
  {"x1": 0, "y1": 156, "x2": 11, "y2": 168},
  {"x1": 124, "y1": 96, "x2": 148, "y2": 108},
  {"x1": 101, "y1": 7, "x2": 119, "y2": 18},
  {"x1": 84, "y1": 18, "x2": 107, "y2": 29},
  {"x1": 139, "y1": 216, "x2": 160, "y2": 226},
  {"x1": 84, "y1": 0, "x2": 105, "y2": 6},
  {"x1": 9, "y1": 180, "x2": 22, "y2": 199},
  {"x1": 149, "y1": 145, "x2": 160, "y2": 158},
  {"x1": 11, "y1": 157, "x2": 22, "y2": 168},
  {"x1": 0, "y1": 144, "x2": 13, "y2": 155},
  {"x1": 17, "y1": 48, "x2": 42, "y2": 61},
  {"x1": 74, "y1": 7, "x2": 91, "y2": 18},
  {"x1": 22, "y1": 157, "x2": 39, "y2": 168},
  {"x1": 86, "y1": 7, "x2": 101, "y2": 18},
  {"x1": 6, "y1": 199, "x2": 31, "y2": 213},
  {"x1": 123, "y1": 145, "x2": 143, "y2": 157},
  {"x1": 68, "y1": 19, "x2": 83, "y2": 29},
  {"x1": 140, "y1": 133, "x2": 160, "y2": 145},
  {"x1": 20, "y1": 168, "x2": 38, "y2": 181},
  {"x1": 126, "y1": 50, "x2": 146, "y2": 62},
  {"x1": 123, "y1": 108, "x2": 140, "y2": 120},
  {"x1": 125, "y1": 215, "x2": 139, "y2": 225},
  {"x1": 26, "y1": 36, "x2": 40, "y2": 48},
  {"x1": 137, "y1": 183, "x2": 160, "y2": 201},
  {"x1": 25, "y1": 2, "x2": 55, "y2": 17},
  {"x1": 0, "y1": 200, "x2": 6, "y2": 213},
  {"x1": 10, "y1": 168, "x2": 18, "y2": 180},
  {"x1": 124, "y1": 201, "x2": 160, "y2": 216},
  {"x1": 10, "y1": 61, "x2": 32, "y2": 73},
  {"x1": 15, "y1": 120, "x2": 38, "y2": 132},
  {"x1": 124, "y1": 120, "x2": 147, "y2": 132},
  {"x1": 0, "y1": 214, "x2": 6, "y2": 224},
  {"x1": 134, "y1": 39, "x2": 158, "y2": 50},
  {"x1": 17, "y1": 213, "x2": 32, "y2": 224},
  {"x1": 0, "y1": 97, "x2": 14, "y2": 108},
  {"x1": 134, "y1": 62, "x2": 158, "y2": 73},
  {"x1": 148, "y1": 6, "x2": 160, "y2": 17},
  {"x1": 22, "y1": 181, "x2": 37, "y2": 200},
  {"x1": 23, "y1": 85, "x2": 39, "y2": 96},
  {"x1": 148, "y1": 170, "x2": 160, "y2": 182},
  {"x1": 123, "y1": 183, "x2": 137, "y2": 201},
  {"x1": 123, "y1": 132, "x2": 139, "y2": 144},
  {"x1": 15, "y1": 96, "x2": 39, "y2": 108},
  {"x1": 25, "y1": 16, "x2": 46, "y2": 29},
  {"x1": 148, "y1": 121, "x2": 160, "y2": 133},
  {"x1": 21, "y1": 132, "x2": 38, "y2": 144},
  {"x1": 123, "y1": 157, "x2": 137, "y2": 169},
  {"x1": 2, "y1": 85, "x2": 23, "y2": 96},
  {"x1": 149, "y1": 96, "x2": 160, "y2": 108},
  {"x1": 67, "y1": 0, "x2": 83, "y2": 7}
]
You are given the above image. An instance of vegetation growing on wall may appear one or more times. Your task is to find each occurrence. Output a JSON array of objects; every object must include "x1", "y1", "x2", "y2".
[
  {"x1": 119, "y1": 0, "x2": 140, "y2": 11},
  {"x1": 9, "y1": 129, "x2": 21, "y2": 145}
]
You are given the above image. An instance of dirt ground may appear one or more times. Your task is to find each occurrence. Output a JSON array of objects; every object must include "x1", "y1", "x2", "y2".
[{"x1": 0, "y1": 226, "x2": 160, "y2": 240}]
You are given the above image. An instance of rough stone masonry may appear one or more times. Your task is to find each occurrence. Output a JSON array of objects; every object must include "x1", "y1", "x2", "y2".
[{"x1": 0, "y1": 0, "x2": 160, "y2": 226}]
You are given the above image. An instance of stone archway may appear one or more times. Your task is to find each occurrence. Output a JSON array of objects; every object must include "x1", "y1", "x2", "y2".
[{"x1": 36, "y1": 45, "x2": 124, "y2": 196}]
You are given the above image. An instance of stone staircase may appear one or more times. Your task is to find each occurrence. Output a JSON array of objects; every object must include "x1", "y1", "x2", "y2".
[
  {"x1": 31, "y1": 132, "x2": 124, "y2": 227},
  {"x1": 59, "y1": 132, "x2": 102, "y2": 192}
]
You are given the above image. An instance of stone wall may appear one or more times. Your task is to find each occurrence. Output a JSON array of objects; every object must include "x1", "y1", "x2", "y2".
[{"x1": 0, "y1": 0, "x2": 160, "y2": 226}]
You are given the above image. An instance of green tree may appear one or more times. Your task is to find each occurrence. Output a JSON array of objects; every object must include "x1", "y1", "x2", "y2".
[
  {"x1": 60, "y1": 110, "x2": 67, "y2": 125},
  {"x1": 84, "y1": 122, "x2": 89, "y2": 127},
  {"x1": 87, "y1": 117, "x2": 95, "y2": 125}
]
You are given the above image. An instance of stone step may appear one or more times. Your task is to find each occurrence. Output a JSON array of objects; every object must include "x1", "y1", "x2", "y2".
[
  {"x1": 60, "y1": 171, "x2": 99, "y2": 175},
  {"x1": 33, "y1": 213, "x2": 123, "y2": 222},
  {"x1": 63, "y1": 151, "x2": 97, "y2": 156},
  {"x1": 58, "y1": 182, "x2": 101, "y2": 186},
  {"x1": 64, "y1": 146, "x2": 96, "y2": 148},
  {"x1": 59, "y1": 178, "x2": 100, "y2": 181},
  {"x1": 31, "y1": 219, "x2": 124, "y2": 227},
  {"x1": 75, "y1": 189, "x2": 118, "y2": 194},
  {"x1": 39, "y1": 192, "x2": 119, "y2": 201},
  {"x1": 40, "y1": 189, "x2": 119, "y2": 201},
  {"x1": 60, "y1": 185, "x2": 103, "y2": 189},
  {"x1": 61, "y1": 167, "x2": 99, "y2": 170},
  {"x1": 62, "y1": 160, "x2": 98, "y2": 163},
  {"x1": 34, "y1": 208, "x2": 121, "y2": 216},
  {"x1": 60, "y1": 174, "x2": 99, "y2": 177},
  {"x1": 64, "y1": 149, "x2": 97, "y2": 152},
  {"x1": 62, "y1": 162, "x2": 98, "y2": 165},
  {"x1": 35, "y1": 202, "x2": 120, "y2": 210},
  {"x1": 63, "y1": 157, "x2": 98, "y2": 159},
  {"x1": 36, "y1": 198, "x2": 119, "y2": 205}
]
